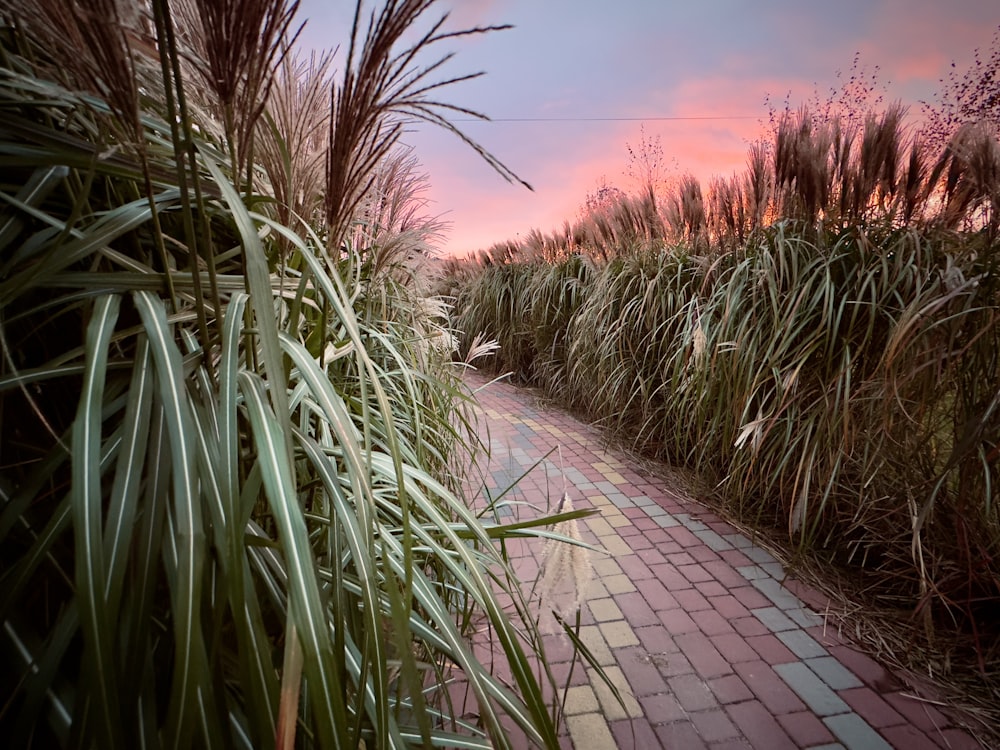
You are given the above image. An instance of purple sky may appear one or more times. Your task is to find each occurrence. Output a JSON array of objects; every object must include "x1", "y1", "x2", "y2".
[{"x1": 296, "y1": 0, "x2": 999, "y2": 256}]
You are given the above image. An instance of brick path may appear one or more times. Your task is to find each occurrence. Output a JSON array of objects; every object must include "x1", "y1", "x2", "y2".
[{"x1": 463, "y1": 372, "x2": 984, "y2": 749}]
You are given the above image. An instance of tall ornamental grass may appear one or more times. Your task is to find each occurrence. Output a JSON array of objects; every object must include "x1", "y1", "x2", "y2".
[
  {"x1": 452, "y1": 224, "x2": 1000, "y2": 662},
  {"x1": 527, "y1": 253, "x2": 594, "y2": 396},
  {"x1": 453, "y1": 261, "x2": 539, "y2": 379},
  {"x1": 0, "y1": 2, "x2": 587, "y2": 747}
]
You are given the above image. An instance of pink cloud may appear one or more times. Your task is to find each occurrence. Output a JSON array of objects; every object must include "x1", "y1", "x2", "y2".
[
  {"x1": 419, "y1": 86, "x2": 775, "y2": 255},
  {"x1": 421, "y1": 136, "x2": 628, "y2": 255},
  {"x1": 445, "y1": 0, "x2": 508, "y2": 28},
  {"x1": 406, "y1": 2, "x2": 1000, "y2": 256},
  {"x1": 866, "y1": 0, "x2": 997, "y2": 79}
]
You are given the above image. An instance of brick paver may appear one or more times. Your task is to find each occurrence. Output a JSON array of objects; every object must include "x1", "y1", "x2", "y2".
[{"x1": 463, "y1": 373, "x2": 986, "y2": 749}]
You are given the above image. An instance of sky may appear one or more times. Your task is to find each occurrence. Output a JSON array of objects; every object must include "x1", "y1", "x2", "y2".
[{"x1": 295, "y1": 0, "x2": 999, "y2": 256}]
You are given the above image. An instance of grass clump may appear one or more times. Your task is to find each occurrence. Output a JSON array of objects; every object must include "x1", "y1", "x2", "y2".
[{"x1": 447, "y1": 103, "x2": 1000, "y2": 694}]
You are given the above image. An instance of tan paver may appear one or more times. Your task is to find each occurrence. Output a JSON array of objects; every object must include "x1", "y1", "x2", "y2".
[
  {"x1": 578, "y1": 625, "x2": 615, "y2": 667},
  {"x1": 606, "y1": 513, "x2": 633, "y2": 528},
  {"x1": 587, "y1": 597, "x2": 624, "y2": 622},
  {"x1": 592, "y1": 557, "x2": 624, "y2": 577},
  {"x1": 563, "y1": 684, "x2": 600, "y2": 715},
  {"x1": 585, "y1": 517, "x2": 616, "y2": 538},
  {"x1": 602, "y1": 573, "x2": 636, "y2": 595},
  {"x1": 599, "y1": 620, "x2": 640, "y2": 648},
  {"x1": 598, "y1": 535, "x2": 634, "y2": 557},
  {"x1": 591, "y1": 665, "x2": 644, "y2": 720},
  {"x1": 566, "y1": 713, "x2": 617, "y2": 750}
]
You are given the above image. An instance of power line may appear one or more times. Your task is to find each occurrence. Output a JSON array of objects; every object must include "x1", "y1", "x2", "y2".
[{"x1": 453, "y1": 115, "x2": 759, "y2": 123}]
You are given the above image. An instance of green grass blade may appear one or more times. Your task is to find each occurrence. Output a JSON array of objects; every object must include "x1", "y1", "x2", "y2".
[
  {"x1": 200, "y1": 151, "x2": 293, "y2": 445},
  {"x1": 103, "y1": 336, "x2": 153, "y2": 615},
  {"x1": 238, "y1": 370, "x2": 346, "y2": 750},
  {"x1": 293, "y1": 427, "x2": 402, "y2": 747},
  {"x1": 70, "y1": 292, "x2": 123, "y2": 749}
]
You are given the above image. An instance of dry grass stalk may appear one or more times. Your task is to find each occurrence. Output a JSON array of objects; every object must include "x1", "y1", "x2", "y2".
[
  {"x1": 173, "y1": 0, "x2": 301, "y2": 180},
  {"x1": 746, "y1": 141, "x2": 773, "y2": 229},
  {"x1": 707, "y1": 174, "x2": 749, "y2": 247},
  {"x1": 8, "y1": 0, "x2": 147, "y2": 140},
  {"x1": 774, "y1": 107, "x2": 833, "y2": 224},
  {"x1": 899, "y1": 139, "x2": 931, "y2": 224},
  {"x1": 663, "y1": 173, "x2": 707, "y2": 242},
  {"x1": 350, "y1": 146, "x2": 447, "y2": 266},
  {"x1": 256, "y1": 50, "x2": 336, "y2": 228},
  {"x1": 928, "y1": 122, "x2": 1000, "y2": 233},
  {"x1": 535, "y1": 493, "x2": 592, "y2": 631}
]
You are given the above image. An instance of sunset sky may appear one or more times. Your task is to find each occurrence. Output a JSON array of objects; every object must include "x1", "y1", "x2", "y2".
[{"x1": 296, "y1": 0, "x2": 999, "y2": 256}]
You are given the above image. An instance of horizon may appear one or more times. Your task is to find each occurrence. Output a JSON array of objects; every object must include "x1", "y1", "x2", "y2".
[{"x1": 295, "y1": 0, "x2": 999, "y2": 257}]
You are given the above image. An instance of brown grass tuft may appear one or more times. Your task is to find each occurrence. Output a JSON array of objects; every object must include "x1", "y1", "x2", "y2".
[{"x1": 325, "y1": 0, "x2": 529, "y2": 247}]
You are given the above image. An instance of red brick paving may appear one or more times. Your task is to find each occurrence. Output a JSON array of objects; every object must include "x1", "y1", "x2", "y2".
[
  {"x1": 880, "y1": 724, "x2": 946, "y2": 750},
  {"x1": 708, "y1": 674, "x2": 756, "y2": 705},
  {"x1": 463, "y1": 373, "x2": 987, "y2": 749},
  {"x1": 726, "y1": 700, "x2": 798, "y2": 749},
  {"x1": 733, "y1": 660, "x2": 808, "y2": 714}
]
